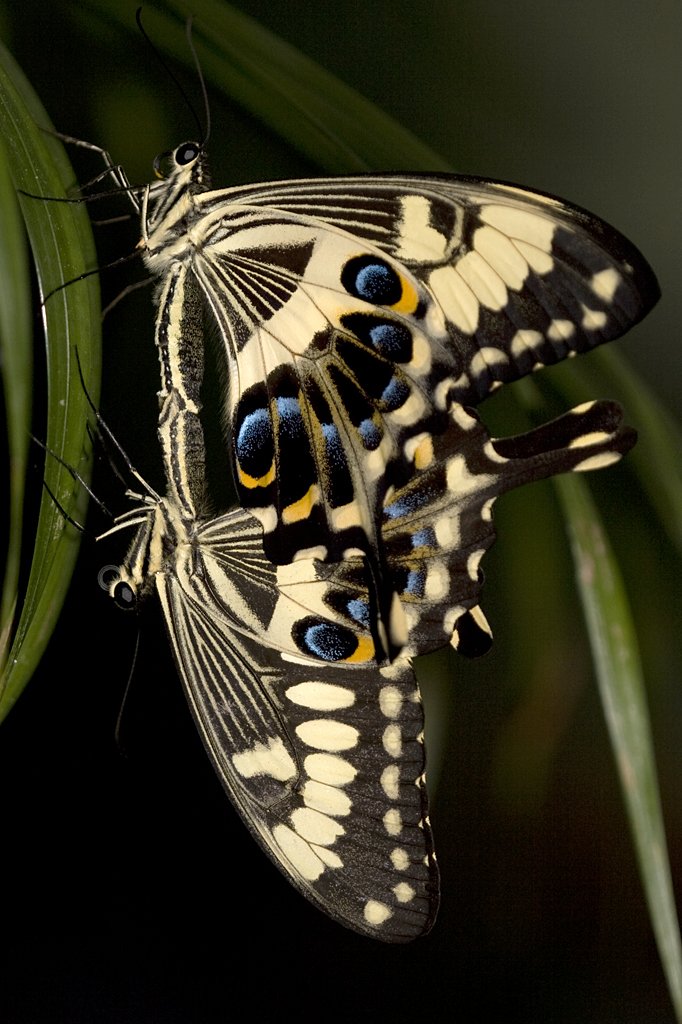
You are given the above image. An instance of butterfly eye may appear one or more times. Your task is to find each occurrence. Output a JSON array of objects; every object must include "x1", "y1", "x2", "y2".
[
  {"x1": 341, "y1": 255, "x2": 402, "y2": 305},
  {"x1": 175, "y1": 141, "x2": 201, "y2": 166},
  {"x1": 98, "y1": 564, "x2": 135, "y2": 608},
  {"x1": 112, "y1": 580, "x2": 137, "y2": 612}
]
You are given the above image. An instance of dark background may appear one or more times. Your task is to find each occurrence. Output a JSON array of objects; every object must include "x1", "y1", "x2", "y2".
[{"x1": 1, "y1": 2, "x2": 681, "y2": 1021}]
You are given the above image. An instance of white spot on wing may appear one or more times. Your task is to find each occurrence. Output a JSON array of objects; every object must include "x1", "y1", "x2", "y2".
[
  {"x1": 272, "y1": 824, "x2": 325, "y2": 881},
  {"x1": 364, "y1": 900, "x2": 393, "y2": 926},
  {"x1": 383, "y1": 723, "x2": 402, "y2": 757},
  {"x1": 547, "y1": 319, "x2": 576, "y2": 342},
  {"x1": 429, "y1": 265, "x2": 479, "y2": 334},
  {"x1": 291, "y1": 544, "x2": 328, "y2": 561},
  {"x1": 466, "y1": 549, "x2": 484, "y2": 580},
  {"x1": 390, "y1": 390, "x2": 426, "y2": 427},
  {"x1": 397, "y1": 194, "x2": 450, "y2": 260},
  {"x1": 443, "y1": 604, "x2": 465, "y2": 637},
  {"x1": 379, "y1": 685, "x2": 403, "y2": 719},
  {"x1": 252, "y1": 504, "x2": 278, "y2": 533},
  {"x1": 390, "y1": 847, "x2": 410, "y2": 871},
  {"x1": 591, "y1": 267, "x2": 621, "y2": 302},
  {"x1": 446, "y1": 454, "x2": 494, "y2": 496},
  {"x1": 383, "y1": 808, "x2": 403, "y2": 836},
  {"x1": 330, "y1": 501, "x2": 363, "y2": 531},
  {"x1": 514, "y1": 240, "x2": 554, "y2": 275},
  {"x1": 473, "y1": 224, "x2": 529, "y2": 290},
  {"x1": 480, "y1": 204, "x2": 556, "y2": 252},
  {"x1": 425, "y1": 562, "x2": 448, "y2": 601},
  {"x1": 568, "y1": 430, "x2": 612, "y2": 450},
  {"x1": 286, "y1": 680, "x2": 355, "y2": 711},
  {"x1": 470, "y1": 346, "x2": 510, "y2": 378},
  {"x1": 313, "y1": 845, "x2": 343, "y2": 869},
  {"x1": 303, "y1": 779, "x2": 352, "y2": 817},
  {"x1": 573, "y1": 451, "x2": 621, "y2": 471},
  {"x1": 381, "y1": 764, "x2": 400, "y2": 800},
  {"x1": 296, "y1": 719, "x2": 359, "y2": 751},
  {"x1": 393, "y1": 882, "x2": 416, "y2": 904},
  {"x1": 410, "y1": 333, "x2": 432, "y2": 373},
  {"x1": 481, "y1": 497, "x2": 495, "y2": 522},
  {"x1": 290, "y1": 807, "x2": 345, "y2": 846},
  {"x1": 456, "y1": 250, "x2": 507, "y2": 310},
  {"x1": 434, "y1": 514, "x2": 460, "y2": 550},
  {"x1": 232, "y1": 736, "x2": 297, "y2": 781},
  {"x1": 304, "y1": 752, "x2": 357, "y2": 786},
  {"x1": 581, "y1": 306, "x2": 608, "y2": 330},
  {"x1": 510, "y1": 328, "x2": 544, "y2": 358}
]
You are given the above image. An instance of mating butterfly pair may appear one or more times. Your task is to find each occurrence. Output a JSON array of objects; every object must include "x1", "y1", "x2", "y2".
[{"x1": 99, "y1": 123, "x2": 658, "y2": 940}]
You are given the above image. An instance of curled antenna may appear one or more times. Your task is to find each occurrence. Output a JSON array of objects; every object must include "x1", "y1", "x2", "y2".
[{"x1": 135, "y1": 6, "x2": 208, "y2": 145}]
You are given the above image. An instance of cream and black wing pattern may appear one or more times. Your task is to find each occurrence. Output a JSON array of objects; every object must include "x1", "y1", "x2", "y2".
[
  {"x1": 143, "y1": 158, "x2": 659, "y2": 591},
  {"x1": 106, "y1": 385, "x2": 635, "y2": 942}
]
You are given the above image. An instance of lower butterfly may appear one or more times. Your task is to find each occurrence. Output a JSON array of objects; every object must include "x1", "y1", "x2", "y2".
[{"x1": 100, "y1": 304, "x2": 635, "y2": 939}]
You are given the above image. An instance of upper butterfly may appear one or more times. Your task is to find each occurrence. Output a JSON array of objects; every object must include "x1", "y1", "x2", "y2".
[{"x1": 139, "y1": 144, "x2": 659, "y2": 608}]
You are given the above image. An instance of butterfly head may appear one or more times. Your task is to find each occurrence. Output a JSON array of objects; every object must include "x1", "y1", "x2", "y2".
[
  {"x1": 152, "y1": 140, "x2": 209, "y2": 189},
  {"x1": 98, "y1": 563, "x2": 138, "y2": 612}
]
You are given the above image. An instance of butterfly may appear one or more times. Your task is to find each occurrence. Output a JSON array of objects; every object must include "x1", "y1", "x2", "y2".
[
  {"x1": 102, "y1": 346, "x2": 635, "y2": 941},
  {"x1": 132, "y1": 153, "x2": 658, "y2": 645},
  {"x1": 86, "y1": 78, "x2": 656, "y2": 939}
]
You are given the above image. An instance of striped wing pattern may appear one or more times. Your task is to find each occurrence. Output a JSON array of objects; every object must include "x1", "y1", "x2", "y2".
[
  {"x1": 99, "y1": 141, "x2": 657, "y2": 941},
  {"x1": 143, "y1": 164, "x2": 658, "y2": 579},
  {"x1": 109, "y1": 388, "x2": 634, "y2": 941},
  {"x1": 138, "y1": 503, "x2": 438, "y2": 942}
]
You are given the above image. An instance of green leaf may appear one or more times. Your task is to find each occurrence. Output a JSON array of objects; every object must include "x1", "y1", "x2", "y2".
[
  {"x1": 79, "y1": 0, "x2": 452, "y2": 173},
  {"x1": 2, "y1": 4, "x2": 679, "y2": 1015},
  {"x1": 556, "y1": 472, "x2": 682, "y2": 1023},
  {"x1": 0, "y1": 42, "x2": 101, "y2": 721}
]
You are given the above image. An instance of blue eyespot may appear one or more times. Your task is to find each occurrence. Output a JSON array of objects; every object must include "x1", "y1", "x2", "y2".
[
  {"x1": 411, "y1": 527, "x2": 436, "y2": 549},
  {"x1": 404, "y1": 569, "x2": 426, "y2": 597},
  {"x1": 276, "y1": 395, "x2": 304, "y2": 436},
  {"x1": 381, "y1": 376, "x2": 410, "y2": 410},
  {"x1": 342, "y1": 255, "x2": 402, "y2": 305},
  {"x1": 359, "y1": 418, "x2": 382, "y2": 449},
  {"x1": 340, "y1": 314, "x2": 414, "y2": 363},
  {"x1": 368, "y1": 321, "x2": 413, "y2": 361},
  {"x1": 321, "y1": 422, "x2": 343, "y2": 464},
  {"x1": 236, "y1": 408, "x2": 272, "y2": 465},
  {"x1": 346, "y1": 598, "x2": 370, "y2": 628},
  {"x1": 295, "y1": 620, "x2": 359, "y2": 662},
  {"x1": 384, "y1": 490, "x2": 429, "y2": 519}
]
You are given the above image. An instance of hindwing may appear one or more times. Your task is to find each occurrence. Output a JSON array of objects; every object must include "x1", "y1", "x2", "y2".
[
  {"x1": 138, "y1": 504, "x2": 438, "y2": 943},
  {"x1": 107, "y1": 389, "x2": 634, "y2": 941}
]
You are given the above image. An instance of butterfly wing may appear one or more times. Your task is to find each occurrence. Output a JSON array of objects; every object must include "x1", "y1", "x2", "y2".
[
  {"x1": 148, "y1": 393, "x2": 633, "y2": 941},
  {"x1": 378, "y1": 397, "x2": 636, "y2": 657},
  {"x1": 154, "y1": 507, "x2": 438, "y2": 942},
  {"x1": 174, "y1": 173, "x2": 657, "y2": 575}
]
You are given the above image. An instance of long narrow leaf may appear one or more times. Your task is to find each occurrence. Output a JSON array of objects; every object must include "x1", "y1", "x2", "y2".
[
  {"x1": 556, "y1": 472, "x2": 682, "y2": 1023},
  {"x1": 0, "y1": 43, "x2": 101, "y2": 720},
  {"x1": 0, "y1": 127, "x2": 31, "y2": 660}
]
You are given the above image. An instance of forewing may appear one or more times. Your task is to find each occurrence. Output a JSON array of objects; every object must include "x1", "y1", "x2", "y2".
[{"x1": 188, "y1": 173, "x2": 657, "y2": 572}]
